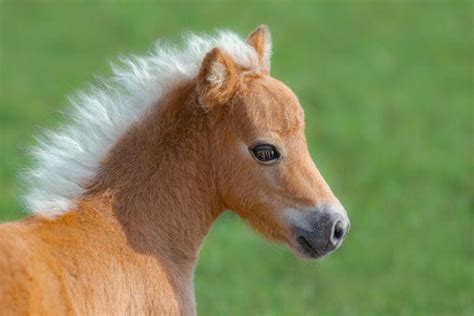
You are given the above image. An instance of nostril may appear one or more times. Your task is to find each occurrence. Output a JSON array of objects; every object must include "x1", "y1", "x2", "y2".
[{"x1": 333, "y1": 221, "x2": 345, "y2": 240}]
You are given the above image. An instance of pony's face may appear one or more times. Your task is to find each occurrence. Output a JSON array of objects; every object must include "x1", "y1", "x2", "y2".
[{"x1": 198, "y1": 26, "x2": 350, "y2": 259}]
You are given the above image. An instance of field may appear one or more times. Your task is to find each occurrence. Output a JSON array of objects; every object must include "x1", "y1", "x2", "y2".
[{"x1": 0, "y1": 1, "x2": 472, "y2": 315}]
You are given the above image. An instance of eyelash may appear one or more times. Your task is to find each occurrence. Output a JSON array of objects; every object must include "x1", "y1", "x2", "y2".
[{"x1": 250, "y1": 144, "x2": 280, "y2": 163}]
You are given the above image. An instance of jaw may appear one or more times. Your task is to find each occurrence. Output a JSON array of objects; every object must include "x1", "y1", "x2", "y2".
[
  {"x1": 231, "y1": 198, "x2": 350, "y2": 260},
  {"x1": 245, "y1": 215, "x2": 333, "y2": 260}
]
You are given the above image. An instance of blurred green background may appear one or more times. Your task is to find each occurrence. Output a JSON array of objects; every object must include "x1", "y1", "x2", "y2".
[{"x1": 0, "y1": 1, "x2": 472, "y2": 315}]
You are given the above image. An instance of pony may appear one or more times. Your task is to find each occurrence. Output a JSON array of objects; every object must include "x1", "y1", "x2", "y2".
[{"x1": 0, "y1": 26, "x2": 350, "y2": 315}]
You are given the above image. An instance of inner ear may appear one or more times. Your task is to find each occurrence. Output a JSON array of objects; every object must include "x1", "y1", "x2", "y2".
[
  {"x1": 197, "y1": 47, "x2": 239, "y2": 110},
  {"x1": 247, "y1": 25, "x2": 272, "y2": 74}
]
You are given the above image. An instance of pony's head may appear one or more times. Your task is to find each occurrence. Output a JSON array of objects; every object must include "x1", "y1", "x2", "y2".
[{"x1": 196, "y1": 26, "x2": 350, "y2": 259}]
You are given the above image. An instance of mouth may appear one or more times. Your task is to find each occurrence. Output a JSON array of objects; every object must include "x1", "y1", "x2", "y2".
[
  {"x1": 289, "y1": 221, "x2": 347, "y2": 260},
  {"x1": 295, "y1": 235, "x2": 322, "y2": 259},
  {"x1": 285, "y1": 205, "x2": 350, "y2": 260}
]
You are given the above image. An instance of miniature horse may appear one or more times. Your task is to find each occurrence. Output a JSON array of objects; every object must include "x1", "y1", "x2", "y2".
[{"x1": 0, "y1": 26, "x2": 350, "y2": 315}]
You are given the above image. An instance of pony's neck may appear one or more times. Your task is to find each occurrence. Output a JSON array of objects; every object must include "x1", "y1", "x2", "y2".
[{"x1": 85, "y1": 81, "x2": 224, "y2": 271}]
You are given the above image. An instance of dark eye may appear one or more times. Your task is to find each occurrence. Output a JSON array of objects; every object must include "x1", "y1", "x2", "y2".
[{"x1": 250, "y1": 144, "x2": 280, "y2": 163}]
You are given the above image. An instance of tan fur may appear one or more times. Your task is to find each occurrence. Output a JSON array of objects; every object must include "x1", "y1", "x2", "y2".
[
  {"x1": 197, "y1": 47, "x2": 239, "y2": 108},
  {"x1": 246, "y1": 25, "x2": 271, "y2": 73},
  {"x1": 0, "y1": 27, "x2": 340, "y2": 315}
]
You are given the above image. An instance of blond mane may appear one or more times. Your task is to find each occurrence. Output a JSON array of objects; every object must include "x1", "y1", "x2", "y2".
[{"x1": 24, "y1": 30, "x2": 271, "y2": 216}]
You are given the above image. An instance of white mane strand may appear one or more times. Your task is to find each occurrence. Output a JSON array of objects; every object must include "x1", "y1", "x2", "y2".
[{"x1": 24, "y1": 30, "x2": 268, "y2": 216}]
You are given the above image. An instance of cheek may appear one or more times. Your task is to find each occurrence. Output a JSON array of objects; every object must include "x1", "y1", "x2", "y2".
[
  {"x1": 219, "y1": 143, "x2": 278, "y2": 210},
  {"x1": 218, "y1": 143, "x2": 254, "y2": 204},
  {"x1": 218, "y1": 144, "x2": 292, "y2": 242}
]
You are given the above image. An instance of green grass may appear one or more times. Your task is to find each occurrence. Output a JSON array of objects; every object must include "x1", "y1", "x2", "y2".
[{"x1": 1, "y1": 1, "x2": 472, "y2": 315}]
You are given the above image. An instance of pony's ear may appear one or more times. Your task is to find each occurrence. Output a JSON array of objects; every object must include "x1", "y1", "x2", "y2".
[
  {"x1": 197, "y1": 47, "x2": 239, "y2": 110},
  {"x1": 247, "y1": 25, "x2": 272, "y2": 74}
]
